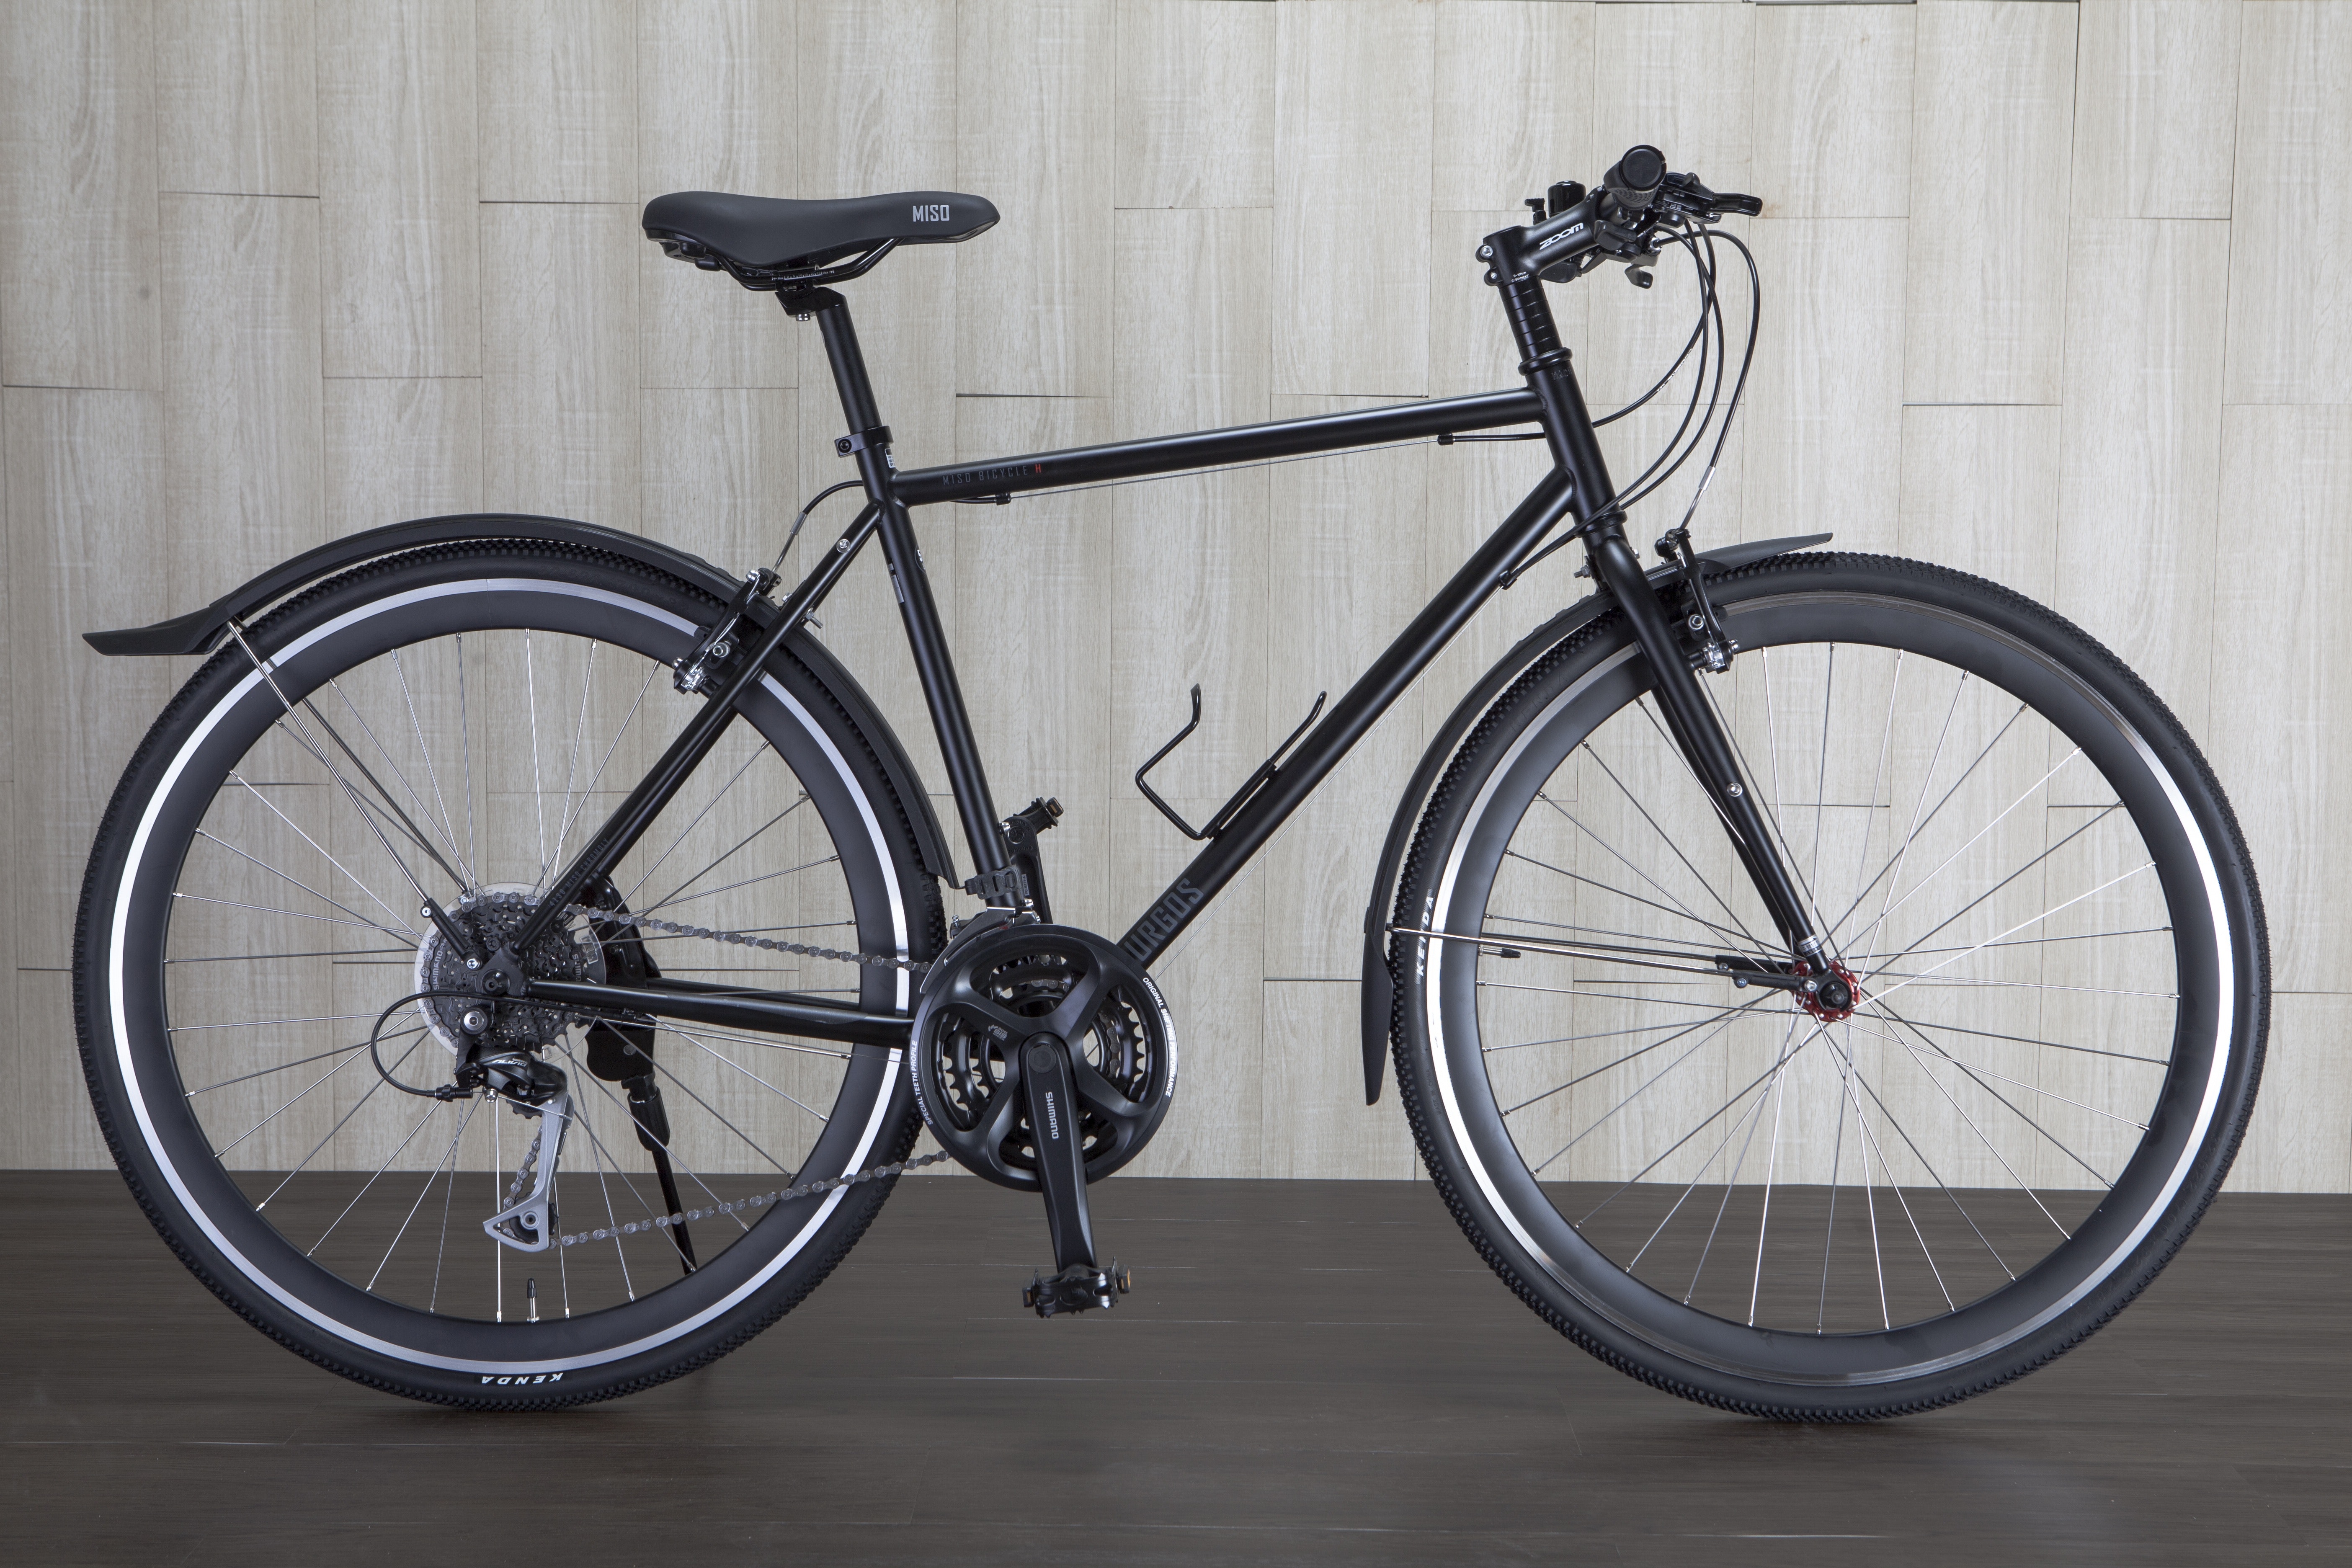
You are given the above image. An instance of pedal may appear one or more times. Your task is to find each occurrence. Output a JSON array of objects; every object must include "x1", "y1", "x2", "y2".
[{"x1": 1023, "y1": 1261, "x2": 1131, "y2": 1318}]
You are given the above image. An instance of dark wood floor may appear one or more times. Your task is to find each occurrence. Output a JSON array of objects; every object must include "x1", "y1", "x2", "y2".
[{"x1": 3, "y1": 1172, "x2": 2345, "y2": 1566}]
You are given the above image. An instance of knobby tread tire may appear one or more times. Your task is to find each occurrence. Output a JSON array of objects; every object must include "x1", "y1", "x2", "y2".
[
  {"x1": 1387, "y1": 551, "x2": 2268, "y2": 1420},
  {"x1": 73, "y1": 541, "x2": 944, "y2": 1409}
]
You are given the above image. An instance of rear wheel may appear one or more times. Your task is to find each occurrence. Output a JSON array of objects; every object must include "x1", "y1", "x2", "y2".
[
  {"x1": 74, "y1": 542, "x2": 943, "y2": 1407},
  {"x1": 1390, "y1": 553, "x2": 2267, "y2": 1418}
]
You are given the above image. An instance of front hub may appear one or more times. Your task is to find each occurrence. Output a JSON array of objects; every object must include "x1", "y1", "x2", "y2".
[{"x1": 1800, "y1": 960, "x2": 1861, "y2": 1024}]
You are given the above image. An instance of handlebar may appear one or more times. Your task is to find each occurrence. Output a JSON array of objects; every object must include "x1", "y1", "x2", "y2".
[{"x1": 1488, "y1": 147, "x2": 1760, "y2": 287}]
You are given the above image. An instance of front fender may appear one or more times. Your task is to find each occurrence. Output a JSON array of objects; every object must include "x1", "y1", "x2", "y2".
[
  {"x1": 84, "y1": 511, "x2": 957, "y2": 884},
  {"x1": 1357, "y1": 532, "x2": 1831, "y2": 1104}
]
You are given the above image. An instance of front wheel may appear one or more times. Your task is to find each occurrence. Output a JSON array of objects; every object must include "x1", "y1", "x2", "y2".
[
  {"x1": 74, "y1": 541, "x2": 944, "y2": 1407},
  {"x1": 1390, "y1": 553, "x2": 2267, "y2": 1419}
]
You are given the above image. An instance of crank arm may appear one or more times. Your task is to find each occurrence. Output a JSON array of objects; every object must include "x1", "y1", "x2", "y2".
[{"x1": 1021, "y1": 1032, "x2": 1097, "y2": 1273}]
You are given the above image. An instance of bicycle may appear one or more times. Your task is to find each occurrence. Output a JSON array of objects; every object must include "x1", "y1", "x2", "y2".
[{"x1": 73, "y1": 147, "x2": 2267, "y2": 1418}]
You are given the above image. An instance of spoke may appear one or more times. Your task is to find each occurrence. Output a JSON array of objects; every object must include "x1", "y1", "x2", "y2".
[
  {"x1": 1564, "y1": 745, "x2": 1773, "y2": 954},
  {"x1": 1863, "y1": 972, "x2": 2176, "y2": 1001},
  {"x1": 208, "y1": 1027, "x2": 422, "y2": 1157},
  {"x1": 1488, "y1": 1003, "x2": 1754, "y2": 1060},
  {"x1": 1827, "y1": 1029, "x2": 2014, "y2": 1281},
  {"x1": 1848, "y1": 669, "x2": 1971, "y2": 957},
  {"x1": 308, "y1": 1095, "x2": 443, "y2": 1256},
  {"x1": 320, "y1": 667, "x2": 477, "y2": 888},
  {"x1": 1868, "y1": 998, "x2": 2119, "y2": 1185},
  {"x1": 640, "y1": 854, "x2": 842, "y2": 915},
  {"x1": 1858, "y1": 998, "x2": 2075, "y2": 1233},
  {"x1": 1817, "y1": 1050, "x2": 1847, "y2": 1332},
  {"x1": 368, "y1": 1100, "x2": 470, "y2": 1291},
  {"x1": 426, "y1": 1095, "x2": 479, "y2": 1313},
  {"x1": 172, "y1": 1011, "x2": 384, "y2": 1033},
  {"x1": 1501, "y1": 996, "x2": 1769, "y2": 1111},
  {"x1": 542, "y1": 640, "x2": 600, "y2": 887},
  {"x1": 193, "y1": 829, "x2": 405, "y2": 943},
  {"x1": 220, "y1": 774, "x2": 418, "y2": 935},
  {"x1": 1837, "y1": 1015, "x2": 2147, "y2": 1130},
  {"x1": 1530, "y1": 1001, "x2": 1771, "y2": 1173},
  {"x1": 663, "y1": 1024, "x2": 833, "y2": 1127},
  {"x1": 547, "y1": 660, "x2": 660, "y2": 882},
  {"x1": 183, "y1": 1042, "x2": 371, "y2": 1096},
  {"x1": 1871, "y1": 752, "x2": 2089, "y2": 930},
  {"x1": 257, "y1": 1035, "x2": 425, "y2": 1204},
  {"x1": 170, "y1": 892, "x2": 414, "y2": 940},
  {"x1": 389, "y1": 646, "x2": 476, "y2": 890},
  {"x1": 556, "y1": 1040, "x2": 745, "y2": 1239},
  {"x1": 170, "y1": 946, "x2": 413, "y2": 965},
  {"x1": 616, "y1": 1041, "x2": 795, "y2": 1177},
  {"x1": 1810, "y1": 644, "x2": 1833, "y2": 896},
  {"x1": 1848, "y1": 649, "x2": 1903, "y2": 958},
  {"x1": 1582, "y1": 1015, "x2": 1806, "y2": 1235},
  {"x1": 1478, "y1": 979, "x2": 1739, "y2": 1010},
  {"x1": 1867, "y1": 860, "x2": 2157, "y2": 1006},
  {"x1": 1849, "y1": 695, "x2": 2035, "y2": 952},
  {"x1": 1749, "y1": 1034, "x2": 1798, "y2": 1324},
  {"x1": 526, "y1": 630, "x2": 549, "y2": 874},
  {"x1": 1822, "y1": 1025, "x2": 1955, "y2": 1312},
  {"x1": 622, "y1": 750, "x2": 770, "y2": 904},
  {"x1": 1843, "y1": 925, "x2": 2173, "y2": 963},
  {"x1": 1686, "y1": 1018, "x2": 1806, "y2": 1305},
  {"x1": 552, "y1": 1074, "x2": 642, "y2": 1300},
  {"x1": 648, "y1": 798, "x2": 812, "y2": 916},
  {"x1": 1500, "y1": 849, "x2": 1759, "y2": 952},
  {"x1": 456, "y1": 634, "x2": 480, "y2": 883},
  {"x1": 1478, "y1": 909, "x2": 1758, "y2": 967}
]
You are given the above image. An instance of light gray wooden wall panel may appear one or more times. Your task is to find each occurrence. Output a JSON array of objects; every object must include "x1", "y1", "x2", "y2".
[
  {"x1": 1743, "y1": 217, "x2": 1906, "y2": 554},
  {"x1": 1583, "y1": 0, "x2": 1750, "y2": 410},
  {"x1": 641, "y1": 387, "x2": 798, "y2": 586},
  {"x1": 1262, "y1": 981, "x2": 1415, "y2": 1179},
  {"x1": 5, "y1": 1, "x2": 2347, "y2": 1188},
  {"x1": 2224, "y1": 993, "x2": 2352, "y2": 1194},
  {"x1": 792, "y1": 2, "x2": 962, "y2": 836},
  {"x1": 1749, "y1": 0, "x2": 1912, "y2": 219},
  {"x1": 317, "y1": 0, "x2": 479, "y2": 379},
  {"x1": 159, "y1": 194, "x2": 325, "y2": 591},
  {"x1": 1112, "y1": 797, "x2": 1264, "y2": 1178},
  {"x1": 1273, "y1": 0, "x2": 1434, "y2": 398},
  {"x1": 2055, "y1": 218, "x2": 2228, "y2": 737},
  {"x1": 321, "y1": 377, "x2": 484, "y2": 536},
  {"x1": 1432, "y1": 2, "x2": 1595, "y2": 214},
  {"x1": 6, "y1": 388, "x2": 172, "y2": 970},
  {"x1": 478, "y1": 0, "x2": 636, "y2": 204},
  {"x1": 1111, "y1": 207, "x2": 1271, "y2": 790},
  {"x1": 2226, "y1": 1, "x2": 2352, "y2": 405},
  {"x1": 1115, "y1": 0, "x2": 1274, "y2": 210},
  {"x1": 1896, "y1": 405, "x2": 2061, "y2": 602},
  {"x1": 953, "y1": 396, "x2": 1118, "y2": 934},
  {"x1": 1260, "y1": 395, "x2": 1429, "y2": 980},
  {"x1": 0, "y1": 0, "x2": 159, "y2": 390},
  {"x1": 480, "y1": 204, "x2": 640, "y2": 529},
  {"x1": 957, "y1": 0, "x2": 1115, "y2": 397},
  {"x1": 2212, "y1": 405, "x2": 2352, "y2": 998},
  {"x1": 638, "y1": 0, "x2": 798, "y2": 391},
  {"x1": 155, "y1": 0, "x2": 316, "y2": 198},
  {"x1": 1905, "y1": 0, "x2": 2077, "y2": 405},
  {"x1": 2072, "y1": 0, "x2": 2239, "y2": 221}
]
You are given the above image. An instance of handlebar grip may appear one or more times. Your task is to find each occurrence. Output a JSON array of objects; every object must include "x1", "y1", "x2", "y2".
[{"x1": 1603, "y1": 145, "x2": 1667, "y2": 211}]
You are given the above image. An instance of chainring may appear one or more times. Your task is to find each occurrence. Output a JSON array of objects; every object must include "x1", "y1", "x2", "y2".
[{"x1": 907, "y1": 921, "x2": 1177, "y2": 1190}]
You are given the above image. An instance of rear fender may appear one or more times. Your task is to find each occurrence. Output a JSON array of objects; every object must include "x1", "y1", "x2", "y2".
[{"x1": 84, "y1": 512, "x2": 957, "y2": 884}]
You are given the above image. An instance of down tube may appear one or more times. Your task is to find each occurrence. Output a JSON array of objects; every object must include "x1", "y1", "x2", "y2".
[{"x1": 1118, "y1": 470, "x2": 1576, "y2": 964}]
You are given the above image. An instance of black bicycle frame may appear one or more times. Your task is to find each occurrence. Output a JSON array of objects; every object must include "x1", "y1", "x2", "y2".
[{"x1": 510, "y1": 269, "x2": 1823, "y2": 1044}]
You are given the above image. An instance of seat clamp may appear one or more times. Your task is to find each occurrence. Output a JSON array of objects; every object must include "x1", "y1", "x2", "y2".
[{"x1": 835, "y1": 426, "x2": 893, "y2": 457}]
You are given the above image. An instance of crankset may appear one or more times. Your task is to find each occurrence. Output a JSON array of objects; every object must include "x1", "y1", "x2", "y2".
[{"x1": 908, "y1": 918, "x2": 1176, "y2": 1314}]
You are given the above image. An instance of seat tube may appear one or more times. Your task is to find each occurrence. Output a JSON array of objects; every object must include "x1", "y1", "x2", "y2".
[
  {"x1": 1493, "y1": 271, "x2": 1823, "y2": 958},
  {"x1": 810, "y1": 295, "x2": 1011, "y2": 885}
]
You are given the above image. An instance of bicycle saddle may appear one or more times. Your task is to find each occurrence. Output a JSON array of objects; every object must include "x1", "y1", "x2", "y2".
[{"x1": 643, "y1": 190, "x2": 998, "y2": 276}]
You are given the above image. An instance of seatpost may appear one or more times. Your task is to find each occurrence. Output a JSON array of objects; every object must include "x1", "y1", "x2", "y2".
[
  {"x1": 1488, "y1": 263, "x2": 1823, "y2": 959},
  {"x1": 802, "y1": 292, "x2": 1013, "y2": 888}
]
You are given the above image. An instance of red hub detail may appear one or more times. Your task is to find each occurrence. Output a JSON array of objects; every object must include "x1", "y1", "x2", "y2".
[{"x1": 1796, "y1": 959, "x2": 1860, "y2": 1024}]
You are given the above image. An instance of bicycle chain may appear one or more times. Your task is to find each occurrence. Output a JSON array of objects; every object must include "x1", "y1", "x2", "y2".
[
  {"x1": 533, "y1": 903, "x2": 949, "y2": 1250},
  {"x1": 564, "y1": 904, "x2": 928, "y2": 975}
]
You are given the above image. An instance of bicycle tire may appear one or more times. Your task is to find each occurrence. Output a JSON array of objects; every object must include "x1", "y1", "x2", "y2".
[
  {"x1": 1389, "y1": 552, "x2": 2267, "y2": 1419},
  {"x1": 74, "y1": 541, "x2": 944, "y2": 1408}
]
